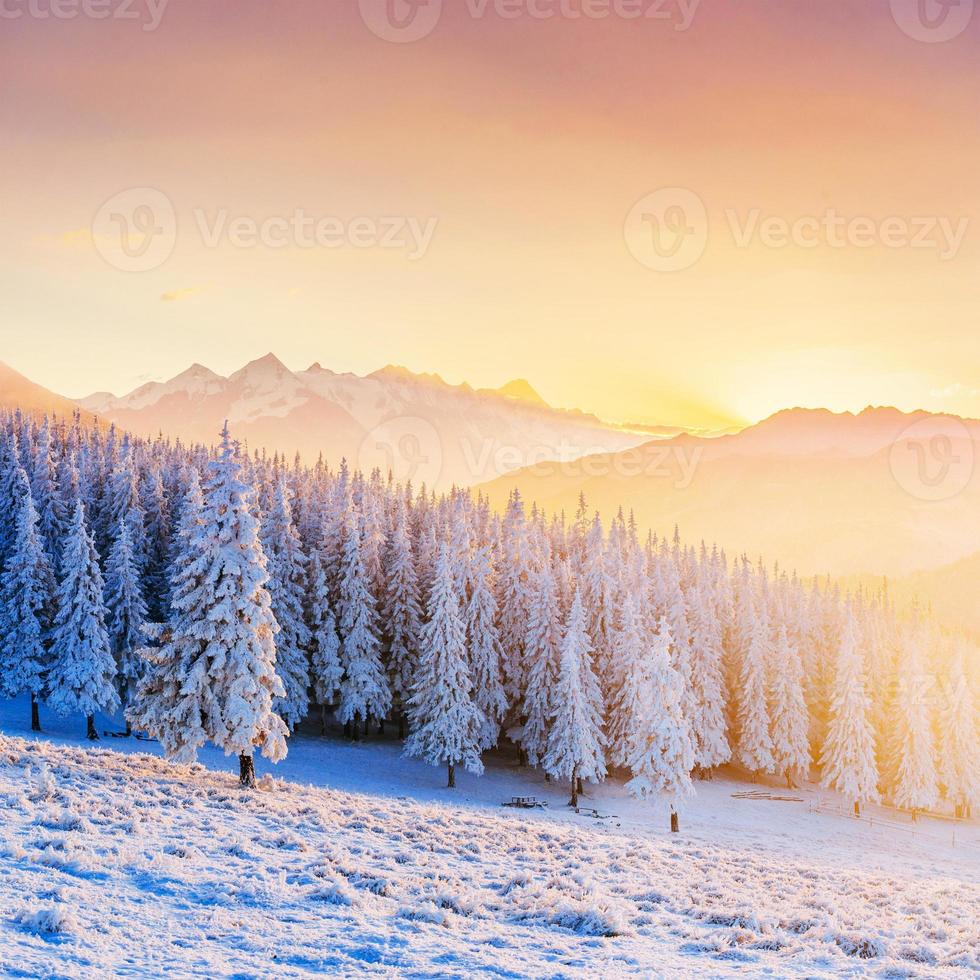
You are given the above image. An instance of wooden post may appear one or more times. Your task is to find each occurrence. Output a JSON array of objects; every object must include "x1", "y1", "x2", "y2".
[
  {"x1": 30, "y1": 694, "x2": 41, "y2": 733},
  {"x1": 670, "y1": 808, "x2": 680, "y2": 833},
  {"x1": 854, "y1": 800, "x2": 860, "y2": 817}
]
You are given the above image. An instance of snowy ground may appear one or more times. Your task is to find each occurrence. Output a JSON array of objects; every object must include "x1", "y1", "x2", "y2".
[{"x1": 1, "y1": 698, "x2": 977, "y2": 978}]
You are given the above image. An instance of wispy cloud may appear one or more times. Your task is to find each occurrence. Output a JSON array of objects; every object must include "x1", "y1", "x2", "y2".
[{"x1": 161, "y1": 287, "x2": 204, "y2": 303}]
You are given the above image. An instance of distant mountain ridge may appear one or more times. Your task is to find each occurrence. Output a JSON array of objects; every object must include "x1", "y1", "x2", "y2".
[
  {"x1": 480, "y1": 404, "x2": 980, "y2": 595},
  {"x1": 76, "y1": 354, "x2": 650, "y2": 490}
]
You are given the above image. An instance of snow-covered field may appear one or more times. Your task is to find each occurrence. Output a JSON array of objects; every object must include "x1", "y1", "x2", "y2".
[{"x1": 1, "y1": 699, "x2": 977, "y2": 979}]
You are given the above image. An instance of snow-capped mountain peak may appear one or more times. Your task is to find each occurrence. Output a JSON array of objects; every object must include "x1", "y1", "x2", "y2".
[{"x1": 75, "y1": 355, "x2": 649, "y2": 488}]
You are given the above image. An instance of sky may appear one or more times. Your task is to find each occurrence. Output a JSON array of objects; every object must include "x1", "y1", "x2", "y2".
[{"x1": 1, "y1": 0, "x2": 978, "y2": 430}]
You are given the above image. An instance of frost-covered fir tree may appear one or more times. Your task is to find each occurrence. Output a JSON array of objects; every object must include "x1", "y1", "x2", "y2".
[
  {"x1": 606, "y1": 592, "x2": 651, "y2": 768},
  {"x1": 47, "y1": 501, "x2": 119, "y2": 740},
  {"x1": 308, "y1": 549, "x2": 343, "y2": 732},
  {"x1": 938, "y1": 640, "x2": 980, "y2": 818},
  {"x1": 0, "y1": 475, "x2": 55, "y2": 732},
  {"x1": 404, "y1": 544, "x2": 485, "y2": 787},
  {"x1": 30, "y1": 417, "x2": 66, "y2": 565},
  {"x1": 542, "y1": 590, "x2": 606, "y2": 807},
  {"x1": 336, "y1": 500, "x2": 390, "y2": 736},
  {"x1": 127, "y1": 426, "x2": 288, "y2": 787},
  {"x1": 687, "y1": 581, "x2": 730, "y2": 775},
  {"x1": 263, "y1": 479, "x2": 312, "y2": 729},
  {"x1": 104, "y1": 518, "x2": 148, "y2": 733},
  {"x1": 497, "y1": 490, "x2": 533, "y2": 699},
  {"x1": 888, "y1": 625, "x2": 939, "y2": 817},
  {"x1": 464, "y1": 542, "x2": 507, "y2": 750},
  {"x1": 624, "y1": 617, "x2": 694, "y2": 832},
  {"x1": 768, "y1": 623, "x2": 810, "y2": 788},
  {"x1": 381, "y1": 498, "x2": 423, "y2": 735},
  {"x1": 521, "y1": 557, "x2": 562, "y2": 767},
  {"x1": 819, "y1": 608, "x2": 879, "y2": 814},
  {"x1": 736, "y1": 594, "x2": 774, "y2": 776}
]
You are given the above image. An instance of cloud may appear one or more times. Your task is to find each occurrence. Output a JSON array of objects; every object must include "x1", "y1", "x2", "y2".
[{"x1": 161, "y1": 287, "x2": 204, "y2": 302}]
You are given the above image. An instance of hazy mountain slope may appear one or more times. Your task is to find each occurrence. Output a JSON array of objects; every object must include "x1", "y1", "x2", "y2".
[
  {"x1": 77, "y1": 355, "x2": 648, "y2": 489},
  {"x1": 481, "y1": 407, "x2": 980, "y2": 583},
  {"x1": 0, "y1": 361, "x2": 98, "y2": 425}
]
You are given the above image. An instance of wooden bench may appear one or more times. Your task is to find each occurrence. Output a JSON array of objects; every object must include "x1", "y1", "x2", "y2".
[{"x1": 502, "y1": 796, "x2": 548, "y2": 809}]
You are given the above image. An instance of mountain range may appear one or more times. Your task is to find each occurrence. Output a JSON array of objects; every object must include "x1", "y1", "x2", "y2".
[{"x1": 72, "y1": 355, "x2": 650, "y2": 490}]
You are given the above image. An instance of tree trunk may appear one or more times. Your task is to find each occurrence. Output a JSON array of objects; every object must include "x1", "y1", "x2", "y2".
[
  {"x1": 321, "y1": 704, "x2": 327, "y2": 736},
  {"x1": 854, "y1": 800, "x2": 861, "y2": 817},
  {"x1": 569, "y1": 767, "x2": 579, "y2": 807},
  {"x1": 447, "y1": 762, "x2": 456, "y2": 788},
  {"x1": 398, "y1": 714, "x2": 406, "y2": 740},
  {"x1": 544, "y1": 772, "x2": 551, "y2": 783},
  {"x1": 670, "y1": 808, "x2": 680, "y2": 833},
  {"x1": 576, "y1": 775, "x2": 584, "y2": 796},
  {"x1": 86, "y1": 715, "x2": 98, "y2": 740},
  {"x1": 786, "y1": 771, "x2": 795, "y2": 790},
  {"x1": 363, "y1": 716, "x2": 370, "y2": 738},
  {"x1": 519, "y1": 748, "x2": 528, "y2": 768},
  {"x1": 239, "y1": 753, "x2": 256, "y2": 788},
  {"x1": 377, "y1": 720, "x2": 385, "y2": 736},
  {"x1": 30, "y1": 694, "x2": 41, "y2": 733}
]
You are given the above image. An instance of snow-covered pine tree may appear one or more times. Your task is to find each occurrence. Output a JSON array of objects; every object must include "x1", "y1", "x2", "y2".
[
  {"x1": 687, "y1": 578, "x2": 730, "y2": 775},
  {"x1": 497, "y1": 490, "x2": 532, "y2": 700},
  {"x1": 735, "y1": 589, "x2": 774, "y2": 776},
  {"x1": 624, "y1": 617, "x2": 694, "y2": 831},
  {"x1": 542, "y1": 590, "x2": 606, "y2": 807},
  {"x1": 606, "y1": 591, "x2": 651, "y2": 768},
  {"x1": 888, "y1": 623, "x2": 939, "y2": 817},
  {"x1": 521, "y1": 554, "x2": 562, "y2": 767},
  {"x1": 336, "y1": 499, "x2": 390, "y2": 736},
  {"x1": 819, "y1": 606, "x2": 879, "y2": 814},
  {"x1": 127, "y1": 425, "x2": 288, "y2": 787},
  {"x1": 308, "y1": 549, "x2": 343, "y2": 732},
  {"x1": 404, "y1": 543, "x2": 485, "y2": 787},
  {"x1": 29, "y1": 416, "x2": 66, "y2": 566},
  {"x1": 381, "y1": 497, "x2": 423, "y2": 736},
  {"x1": 46, "y1": 500, "x2": 119, "y2": 739},
  {"x1": 0, "y1": 472, "x2": 56, "y2": 732},
  {"x1": 104, "y1": 517, "x2": 148, "y2": 733},
  {"x1": 139, "y1": 462, "x2": 171, "y2": 621},
  {"x1": 465, "y1": 542, "x2": 507, "y2": 750},
  {"x1": 937, "y1": 639, "x2": 980, "y2": 818},
  {"x1": 768, "y1": 622, "x2": 810, "y2": 788},
  {"x1": 263, "y1": 478, "x2": 312, "y2": 730}
]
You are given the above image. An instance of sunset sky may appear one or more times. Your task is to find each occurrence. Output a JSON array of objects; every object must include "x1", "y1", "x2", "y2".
[{"x1": 2, "y1": 1, "x2": 978, "y2": 430}]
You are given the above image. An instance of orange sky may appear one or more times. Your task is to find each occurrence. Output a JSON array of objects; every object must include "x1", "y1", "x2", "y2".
[{"x1": 1, "y1": 2, "x2": 978, "y2": 429}]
